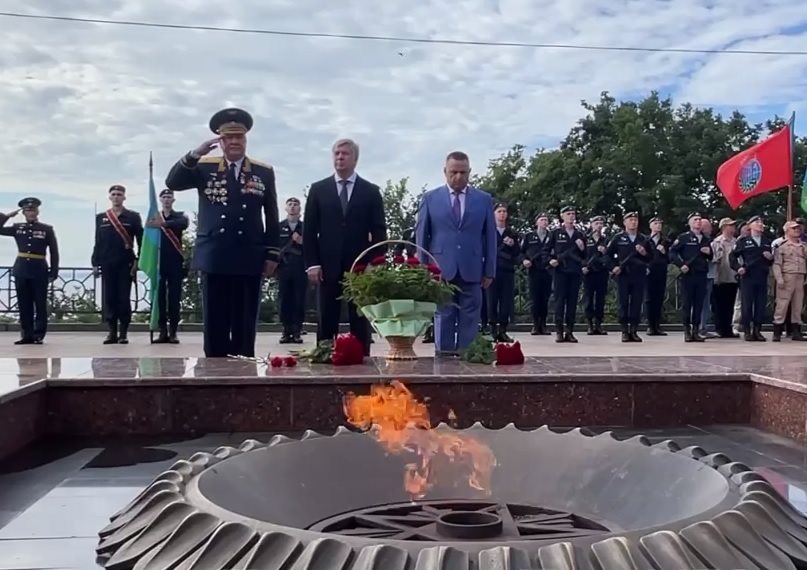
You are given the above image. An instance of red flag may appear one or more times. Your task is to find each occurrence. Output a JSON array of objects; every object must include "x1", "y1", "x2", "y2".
[{"x1": 716, "y1": 121, "x2": 793, "y2": 209}]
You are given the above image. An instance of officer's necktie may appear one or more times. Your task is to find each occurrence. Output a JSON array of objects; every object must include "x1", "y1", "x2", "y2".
[
  {"x1": 227, "y1": 162, "x2": 238, "y2": 195},
  {"x1": 452, "y1": 190, "x2": 462, "y2": 223},
  {"x1": 339, "y1": 179, "x2": 349, "y2": 215}
]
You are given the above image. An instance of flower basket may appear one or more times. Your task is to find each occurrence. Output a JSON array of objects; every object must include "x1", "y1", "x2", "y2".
[{"x1": 343, "y1": 239, "x2": 457, "y2": 360}]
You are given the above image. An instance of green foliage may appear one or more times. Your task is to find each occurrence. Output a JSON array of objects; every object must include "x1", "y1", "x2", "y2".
[
  {"x1": 381, "y1": 178, "x2": 426, "y2": 239},
  {"x1": 461, "y1": 333, "x2": 495, "y2": 364},
  {"x1": 341, "y1": 257, "x2": 457, "y2": 308},
  {"x1": 473, "y1": 91, "x2": 807, "y2": 237},
  {"x1": 50, "y1": 292, "x2": 101, "y2": 323},
  {"x1": 291, "y1": 340, "x2": 333, "y2": 363}
]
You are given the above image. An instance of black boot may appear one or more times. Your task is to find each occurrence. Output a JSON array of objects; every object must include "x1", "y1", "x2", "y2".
[
  {"x1": 555, "y1": 323, "x2": 566, "y2": 343},
  {"x1": 118, "y1": 324, "x2": 129, "y2": 344},
  {"x1": 684, "y1": 325, "x2": 693, "y2": 342},
  {"x1": 565, "y1": 325, "x2": 578, "y2": 343},
  {"x1": 530, "y1": 321, "x2": 540, "y2": 335},
  {"x1": 422, "y1": 325, "x2": 434, "y2": 344},
  {"x1": 103, "y1": 322, "x2": 118, "y2": 344},
  {"x1": 792, "y1": 324, "x2": 807, "y2": 341},
  {"x1": 630, "y1": 324, "x2": 642, "y2": 342},
  {"x1": 498, "y1": 326, "x2": 514, "y2": 343},
  {"x1": 753, "y1": 325, "x2": 766, "y2": 342},
  {"x1": 154, "y1": 327, "x2": 170, "y2": 344},
  {"x1": 539, "y1": 317, "x2": 551, "y2": 335},
  {"x1": 773, "y1": 323, "x2": 783, "y2": 342},
  {"x1": 744, "y1": 327, "x2": 755, "y2": 341},
  {"x1": 279, "y1": 329, "x2": 292, "y2": 344},
  {"x1": 168, "y1": 323, "x2": 180, "y2": 344},
  {"x1": 587, "y1": 318, "x2": 595, "y2": 335},
  {"x1": 621, "y1": 324, "x2": 631, "y2": 342},
  {"x1": 691, "y1": 326, "x2": 705, "y2": 342},
  {"x1": 594, "y1": 319, "x2": 607, "y2": 335}
]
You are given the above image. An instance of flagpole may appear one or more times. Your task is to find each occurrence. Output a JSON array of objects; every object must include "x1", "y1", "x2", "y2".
[{"x1": 789, "y1": 112, "x2": 796, "y2": 221}]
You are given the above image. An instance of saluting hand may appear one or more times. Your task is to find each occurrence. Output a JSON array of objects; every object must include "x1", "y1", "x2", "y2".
[
  {"x1": 193, "y1": 137, "x2": 221, "y2": 157},
  {"x1": 4, "y1": 208, "x2": 20, "y2": 218}
]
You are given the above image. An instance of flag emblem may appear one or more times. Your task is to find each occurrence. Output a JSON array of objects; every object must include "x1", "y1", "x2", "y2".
[{"x1": 739, "y1": 158, "x2": 762, "y2": 193}]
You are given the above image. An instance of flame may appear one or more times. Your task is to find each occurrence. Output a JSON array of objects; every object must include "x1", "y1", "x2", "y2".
[{"x1": 343, "y1": 380, "x2": 496, "y2": 500}]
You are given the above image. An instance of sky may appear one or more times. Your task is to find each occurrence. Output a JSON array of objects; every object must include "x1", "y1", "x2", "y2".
[{"x1": 0, "y1": 0, "x2": 806, "y2": 266}]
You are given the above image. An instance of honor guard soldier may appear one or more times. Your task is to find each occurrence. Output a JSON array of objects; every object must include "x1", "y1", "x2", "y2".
[
  {"x1": 582, "y1": 215, "x2": 609, "y2": 335},
  {"x1": 545, "y1": 206, "x2": 586, "y2": 342},
  {"x1": 277, "y1": 197, "x2": 306, "y2": 344},
  {"x1": 0, "y1": 198, "x2": 59, "y2": 344},
  {"x1": 148, "y1": 189, "x2": 189, "y2": 343},
  {"x1": 520, "y1": 213, "x2": 552, "y2": 335},
  {"x1": 91, "y1": 185, "x2": 143, "y2": 345},
  {"x1": 486, "y1": 203, "x2": 520, "y2": 342},
  {"x1": 645, "y1": 216, "x2": 670, "y2": 335},
  {"x1": 772, "y1": 220, "x2": 807, "y2": 341},
  {"x1": 607, "y1": 212, "x2": 652, "y2": 342},
  {"x1": 730, "y1": 215, "x2": 773, "y2": 341},
  {"x1": 670, "y1": 212, "x2": 712, "y2": 342},
  {"x1": 165, "y1": 107, "x2": 281, "y2": 357}
]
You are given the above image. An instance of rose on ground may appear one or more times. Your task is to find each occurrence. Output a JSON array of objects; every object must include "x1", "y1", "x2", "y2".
[
  {"x1": 495, "y1": 341, "x2": 524, "y2": 365},
  {"x1": 284, "y1": 355, "x2": 298, "y2": 367},
  {"x1": 270, "y1": 356, "x2": 284, "y2": 367}
]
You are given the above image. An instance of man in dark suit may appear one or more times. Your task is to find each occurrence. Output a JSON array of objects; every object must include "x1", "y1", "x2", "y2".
[
  {"x1": 165, "y1": 107, "x2": 280, "y2": 357},
  {"x1": 303, "y1": 138, "x2": 386, "y2": 355},
  {"x1": 148, "y1": 189, "x2": 189, "y2": 344}
]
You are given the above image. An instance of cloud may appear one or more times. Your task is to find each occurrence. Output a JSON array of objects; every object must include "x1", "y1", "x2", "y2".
[{"x1": 0, "y1": 0, "x2": 805, "y2": 266}]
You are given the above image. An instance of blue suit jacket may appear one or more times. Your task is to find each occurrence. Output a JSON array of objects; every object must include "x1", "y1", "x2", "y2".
[{"x1": 415, "y1": 185, "x2": 496, "y2": 283}]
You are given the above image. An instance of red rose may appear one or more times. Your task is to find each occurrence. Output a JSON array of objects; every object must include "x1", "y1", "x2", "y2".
[
  {"x1": 405, "y1": 257, "x2": 420, "y2": 266},
  {"x1": 352, "y1": 264, "x2": 367, "y2": 274},
  {"x1": 370, "y1": 255, "x2": 387, "y2": 266},
  {"x1": 332, "y1": 333, "x2": 364, "y2": 365},
  {"x1": 426, "y1": 263, "x2": 441, "y2": 275},
  {"x1": 270, "y1": 356, "x2": 284, "y2": 368},
  {"x1": 284, "y1": 355, "x2": 297, "y2": 367},
  {"x1": 393, "y1": 255, "x2": 406, "y2": 264},
  {"x1": 495, "y1": 341, "x2": 524, "y2": 365}
]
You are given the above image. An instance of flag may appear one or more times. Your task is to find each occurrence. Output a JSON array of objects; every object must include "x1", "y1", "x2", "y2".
[
  {"x1": 138, "y1": 152, "x2": 161, "y2": 331},
  {"x1": 716, "y1": 115, "x2": 794, "y2": 209}
]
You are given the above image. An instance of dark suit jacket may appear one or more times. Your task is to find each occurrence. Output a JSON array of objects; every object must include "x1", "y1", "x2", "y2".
[{"x1": 303, "y1": 175, "x2": 386, "y2": 283}]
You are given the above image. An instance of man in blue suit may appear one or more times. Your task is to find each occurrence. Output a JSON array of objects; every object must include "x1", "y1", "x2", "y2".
[{"x1": 416, "y1": 151, "x2": 496, "y2": 354}]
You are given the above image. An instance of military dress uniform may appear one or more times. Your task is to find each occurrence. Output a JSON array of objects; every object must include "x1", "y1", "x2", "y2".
[
  {"x1": 0, "y1": 197, "x2": 59, "y2": 344},
  {"x1": 277, "y1": 214, "x2": 306, "y2": 343},
  {"x1": 606, "y1": 215, "x2": 652, "y2": 342},
  {"x1": 164, "y1": 107, "x2": 280, "y2": 357},
  {"x1": 646, "y1": 219, "x2": 670, "y2": 336},
  {"x1": 520, "y1": 219, "x2": 552, "y2": 335},
  {"x1": 582, "y1": 219, "x2": 609, "y2": 335},
  {"x1": 730, "y1": 218, "x2": 773, "y2": 341},
  {"x1": 772, "y1": 223, "x2": 807, "y2": 341},
  {"x1": 487, "y1": 220, "x2": 520, "y2": 342},
  {"x1": 91, "y1": 187, "x2": 143, "y2": 344},
  {"x1": 545, "y1": 208, "x2": 587, "y2": 342},
  {"x1": 670, "y1": 214, "x2": 712, "y2": 342},
  {"x1": 154, "y1": 192, "x2": 189, "y2": 343}
]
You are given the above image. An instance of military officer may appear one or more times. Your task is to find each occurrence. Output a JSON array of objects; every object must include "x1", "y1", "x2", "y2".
[
  {"x1": 582, "y1": 215, "x2": 609, "y2": 335},
  {"x1": 730, "y1": 215, "x2": 773, "y2": 341},
  {"x1": 520, "y1": 213, "x2": 552, "y2": 335},
  {"x1": 148, "y1": 189, "x2": 189, "y2": 343},
  {"x1": 486, "y1": 203, "x2": 520, "y2": 342},
  {"x1": 607, "y1": 212, "x2": 652, "y2": 342},
  {"x1": 277, "y1": 197, "x2": 306, "y2": 344},
  {"x1": 0, "y1": 198, "x2": 59, "y2": 344},
  {"x1": 645, "y1": 216, "x2": 670, "y2": 336},
  {"x1": 772, "y1": 220, "x2": 807, "y2": 341},
  {"x1": 91, "y1": 185, "x2": 143, "y2": 345},
  {"x1": 670, "y1": 212, "x2": 712, "y2": 342},
  {"x1": 165, "y1": 107, "x2": 280, "y2": 357},
  {"x1": 545, "y1": 206, "x2": 586, "y2": 342}
]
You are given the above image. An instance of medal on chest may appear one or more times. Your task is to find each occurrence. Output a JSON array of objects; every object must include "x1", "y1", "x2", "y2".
[{"x1": 205, "y1": 173, "x2": 228, "y2": 205}]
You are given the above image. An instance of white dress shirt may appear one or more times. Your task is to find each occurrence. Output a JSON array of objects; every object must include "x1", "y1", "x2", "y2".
[{"x1": 335, "y1": 172, "x2": 358, "y2": 201}]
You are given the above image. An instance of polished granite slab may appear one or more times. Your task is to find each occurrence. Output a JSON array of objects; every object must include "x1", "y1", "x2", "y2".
[{"x1": 2, "y1": 425, "x2": 807, "y2": 569}]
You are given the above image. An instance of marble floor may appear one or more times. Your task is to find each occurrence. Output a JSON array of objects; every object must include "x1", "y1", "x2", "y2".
[{"x1": 1, "y1": 425, "x2": 807, "y2": 569}]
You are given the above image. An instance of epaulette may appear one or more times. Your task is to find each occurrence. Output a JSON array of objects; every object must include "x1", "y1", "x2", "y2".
[
  {"x1": 199, "y1": 156, "x2": 222, "y2": 164},
  {"x1": 249, "y1": 158, "x2": 273, "y2": 169}
]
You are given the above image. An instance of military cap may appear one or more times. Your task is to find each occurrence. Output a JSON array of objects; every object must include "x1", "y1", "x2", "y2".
[
  {"x1": 784, "y1": 220, "x2": 801, "y2": 231},
  {"x1": 718, "y1": 217, "x2": 736, "y2": 229},
  {"x1": 286, "y1": 197, "x2": 300, "y2": 204},
  {"x1": 796, "y1": 217, "x2": 805, "y2": 225},
  {"x1": 687, "y1": 212, "x2": 702, "y2": 221},
  {"x1": 560, "y1": 205, "x2": 575, "y2": 214},
  {"x1": 209, "y1": 107, "x2": 253, "y2": 135},
  {"x1": 18, "y1": 197, "x2": 41, "y2": 209},
  {"x1": 535, "y1": 212, "x2": 549, "y2": 220},
  {"x1": 747, "y1": 215, "x2": 762, "y2": 225},
  {"x1": 623, "y1": 211, "x2": 638, "y2": 220},
  {"x1": 109, "y1": 184, "x2": 126, "y2": 193},
  {"x1": 590, "y1": 215, "x2": 605, "y2": 223},
  {"x1": 494, "y1": 202, "x2": 508, "y2": 210},
  {"x1": 649, "y1": 216, "x2": 663, "y2": 224}
]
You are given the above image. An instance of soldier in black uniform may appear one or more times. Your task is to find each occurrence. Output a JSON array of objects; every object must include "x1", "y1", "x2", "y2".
[
  {"x1": 645, "y1": 216, "x2": 670, "y2": 336},
  {"x1": 520, "y1": 213, "x2": 552, "y2": 335},
  {"x1": 545, "y1": 206, "x2": 586, "y2": 342},
  {"x1": 606, "y1": 212, "x2": 652, "y2": 342},
  {"x1": 165, "y1": 107, "x2": 281, "y2": 357},
  {"x1": 0, "y1": 198, "x2": 59, "y2": 344},
  {"x1": 670, "y1": 212, "x2": 712, "y2": 342},
  {"x1": 729, "y1": 215, "x2": 773, "y2": 341},
  {"x1": 148, "y1": 189, "x2": 189, "y2": 344},
  {"x1": 582, "y1": 215, "x2": 609, "y2": 335},
  {"x1": 487, "y1": 203, "x2": 520, "y2": 342},
  {"x1": 277, "y1": 197, "x2": 306, "y2": 344},
  {"x1": 91, "y1": 185, "x2": 143, "y2": 345}
]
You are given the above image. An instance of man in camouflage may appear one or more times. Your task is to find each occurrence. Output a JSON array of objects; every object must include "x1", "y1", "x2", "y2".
[{"x1": 772, "y1": 220, "x2": 807, "y2": 342}]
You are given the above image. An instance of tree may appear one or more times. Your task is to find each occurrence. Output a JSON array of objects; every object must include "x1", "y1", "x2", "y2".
[{"x1": 380, "y1": 178, "x2": 424, "y2": 240}]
